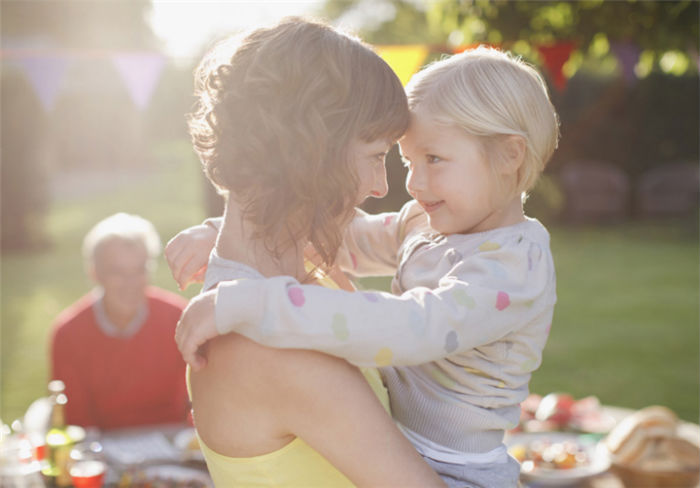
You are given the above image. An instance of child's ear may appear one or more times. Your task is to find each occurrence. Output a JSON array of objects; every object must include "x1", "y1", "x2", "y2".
[{"x1": 499, "y1": 135, "x2": 526, "y2": 175}]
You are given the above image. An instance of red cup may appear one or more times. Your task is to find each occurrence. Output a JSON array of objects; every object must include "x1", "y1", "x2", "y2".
[{"x1": 69, "y1": 460, "x2": 106, "y2": 488}]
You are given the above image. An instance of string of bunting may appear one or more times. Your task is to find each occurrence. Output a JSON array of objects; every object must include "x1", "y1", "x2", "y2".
[{"x1": 1, "y1": 39, "x2": 645, "y2": 112}]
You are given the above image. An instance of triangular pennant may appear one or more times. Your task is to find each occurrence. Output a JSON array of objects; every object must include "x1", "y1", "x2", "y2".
[
  {"x1": 15, "y1": 55, "x2": 70, "y2": 111},
  {"x1": 610, "y1": 41, "x2": 641, "y2": 84},
  {"x1": 112, "y1": 52, "x2": 166, "y2": 110},
  {"x1": 537, "y1": 41, "x2": 576, "y2": 91},
  {"x1": 374, "y1": 45, "x2": 430, "y2": 86}
]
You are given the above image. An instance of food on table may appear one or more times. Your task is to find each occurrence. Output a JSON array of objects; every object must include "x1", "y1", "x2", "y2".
[
  {"x1": 535, "y1": 392, "x2": 576, "y2": 428},
  {"x1": 604, "y1": 405, "x2": 700, "y2": 487},
  {"x1": 514, "y1": 392, "x2": 616, "y2": 433},
  {"x1": 509, "y1": 436, "x2": 591, "y2": 472}
]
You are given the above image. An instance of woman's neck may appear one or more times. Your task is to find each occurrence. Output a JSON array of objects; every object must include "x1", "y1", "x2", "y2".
[{"x1": 216, "y1": 199, "x2": 305, "y2": 280}]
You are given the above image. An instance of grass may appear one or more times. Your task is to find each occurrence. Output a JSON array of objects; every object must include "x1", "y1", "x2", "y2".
[{"x1": 2, "y1": 142, "x2": 698, "y2": 424}]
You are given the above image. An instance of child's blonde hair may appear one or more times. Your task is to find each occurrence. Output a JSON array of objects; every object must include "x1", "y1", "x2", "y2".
[
  {"x1": 406, "y1": 46, "x2": 560, "y2": 198},
  {"x1": 188, "y1": 17, "x2": 409, "y2": 267}
]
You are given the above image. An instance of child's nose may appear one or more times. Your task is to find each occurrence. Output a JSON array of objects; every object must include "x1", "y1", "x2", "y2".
[{"x1": 405, "y1": 166, "x2": 424, "y2": 196}]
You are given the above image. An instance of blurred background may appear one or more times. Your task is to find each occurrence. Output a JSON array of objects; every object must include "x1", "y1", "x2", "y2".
[{"x1": 1, "y1": 1, "x2": 698, "y2": 424}]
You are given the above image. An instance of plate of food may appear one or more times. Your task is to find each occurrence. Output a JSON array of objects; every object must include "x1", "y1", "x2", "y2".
[
  {"x1": 506, "y1": 432, "x2": 611, "y2": 486},
  {"x1": 173, "y1": 428, "x2": 205, "y2": 463}
]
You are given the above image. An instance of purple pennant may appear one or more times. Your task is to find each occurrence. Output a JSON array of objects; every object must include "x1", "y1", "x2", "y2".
[
  {"x1": 112, "y1": 52, "x2": 166, "y2": 110},
  {"x1": 610, "y1": 41, "x2": 641, "y2": 85},
  {"x1": 15, "y1": 55, "x2": 70, "y2": 111}
]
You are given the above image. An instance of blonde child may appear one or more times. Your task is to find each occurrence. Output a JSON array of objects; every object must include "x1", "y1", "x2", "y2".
[{"x1": 170, "y1": 46, "x2": 559, "y2": 487}]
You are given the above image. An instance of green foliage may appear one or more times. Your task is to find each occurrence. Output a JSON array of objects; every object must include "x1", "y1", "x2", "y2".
[{"x1": 322, "y1": 0, "x2": 699, "y2": 74}]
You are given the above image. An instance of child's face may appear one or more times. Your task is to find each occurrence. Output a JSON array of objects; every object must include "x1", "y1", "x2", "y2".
[
  {"x1": 400, "y1": 107, "x2": 513, "y2": 235},
  {"x1": 348, "y1": 137, "x2": 393, "y2": 205}
]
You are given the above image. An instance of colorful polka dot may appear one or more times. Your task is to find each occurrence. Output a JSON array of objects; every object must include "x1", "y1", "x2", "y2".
[
  {"x1": 331, "y1": 313, "x2": 349, "y2": 341},
  {"x1": 383, "y1": 215, "x2": 393, "y2": 226},
  {"x1": 545, "y1": 323, "x2": 552, "y2": 335},
  {"x1": 453, "y1": 289, "x2": 476, "y2": 309},
  {"x1": 495, "y1": 291, "x2": 510, "y2": 311},
  {"x1": 497, "y1": 381, "x2": 506, "y2": 388},
  {"x1": 463, "y1": 366, "x2": 492, "y2": 379},
  {"x1": 374, "y1": 347, "x2": 393, "y2": 366},
  {"x1": 444, "y1": 330, "x2": 458, "y2": 353},
  {"x1": 430, "y1": 367, "x2": 456, "y2": 389},
  {"x1": 350, "y1": 252, "x2": 357, "y2": 269},
  {"x1": 446, "y1": 249, "x2": 463, "y2": 266},
  {"x1": 479, "y1": 241, "x2": 501, "y2": 252},
  {"x1": 362, "y1": 292, "x2": 379, "y2": 302},
  {"x1": 287, "y1": 287, "x2": 305, "y2": 307},
  {"x1": 521, "y1": 358, "x2": 538, "y2": 372}
]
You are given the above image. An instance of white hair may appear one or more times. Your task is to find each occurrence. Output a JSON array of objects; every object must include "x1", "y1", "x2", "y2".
[
  {"x1": 82, "y1": 213, "x2": 161, "y2": 269},
  {"x1": 406, "y1": 46, "x2": 560, "y2": 196}
]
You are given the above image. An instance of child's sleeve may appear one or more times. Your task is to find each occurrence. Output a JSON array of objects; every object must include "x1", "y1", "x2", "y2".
[
  {"x1": 336, "y1": 200, "x2": 426, "y2": 277},
  {"x1": 213, "y1": 233, "x2": 556, "y2": 367}
]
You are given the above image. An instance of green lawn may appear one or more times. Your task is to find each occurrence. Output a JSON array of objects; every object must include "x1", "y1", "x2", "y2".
[{"x1": 2, "y1": 143, "x2": 698, "y2": 424}]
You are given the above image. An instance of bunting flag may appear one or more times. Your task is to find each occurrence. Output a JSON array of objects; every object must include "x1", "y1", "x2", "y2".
[
  {"x1": 611, "y1": 41, "x2": 641, "y2": 84},
  {"x1": 111, "y1": 52, "x2": 166, "y2": 110},
  {"x1": 537, "y1": 41, "x2": 577, "y2": 91},
  {"x1": 14, "y1": 55, "x2": 70, "y2": 111},
  {"x1": 375, "y1": 45, "x2": 429, "y2": 86}
]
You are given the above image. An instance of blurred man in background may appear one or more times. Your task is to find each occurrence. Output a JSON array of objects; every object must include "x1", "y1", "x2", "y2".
[{"x1": 50, "y1": 213, "x2": 188, "y2": 429}]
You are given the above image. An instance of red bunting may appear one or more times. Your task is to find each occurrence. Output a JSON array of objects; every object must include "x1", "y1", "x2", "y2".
[{"x1": 537, "y1": 41, "x2": 577, "y2": 91}]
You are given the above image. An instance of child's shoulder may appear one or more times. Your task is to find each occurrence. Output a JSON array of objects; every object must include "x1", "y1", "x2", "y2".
[{"x1": 447, "y1": 217, "x2": 552, "y2": 258}]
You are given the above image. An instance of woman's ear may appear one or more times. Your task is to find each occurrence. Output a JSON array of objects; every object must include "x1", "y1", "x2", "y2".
[{"x1": 499, "y1": 135, "x2": 527, "y2": 176}]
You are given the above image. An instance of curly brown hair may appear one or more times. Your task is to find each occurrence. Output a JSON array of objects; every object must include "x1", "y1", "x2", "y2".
[{"x1": 188, "y1": 17, "x2": 409, "y2": 267}]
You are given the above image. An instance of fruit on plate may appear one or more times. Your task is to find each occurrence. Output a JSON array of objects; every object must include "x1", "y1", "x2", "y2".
[{"x1": 535, "y1": 393, "x2": 576, "y2": 428}]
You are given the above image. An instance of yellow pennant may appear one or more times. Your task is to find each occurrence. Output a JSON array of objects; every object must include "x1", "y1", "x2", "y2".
[{"x1": 375, "y1": 45, "x2": 430, "y2": 86}]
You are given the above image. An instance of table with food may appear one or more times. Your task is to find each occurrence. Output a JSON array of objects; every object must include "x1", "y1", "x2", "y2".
[
  {"x1": 0, "y1": 382, "x2": 211, "y2": 488},
  {"x1": 2, "y1": 388, "x2": 698, "y2": 487},
  {"x1": 506, "y1": 392, "x2": 700, "y2": 487}
]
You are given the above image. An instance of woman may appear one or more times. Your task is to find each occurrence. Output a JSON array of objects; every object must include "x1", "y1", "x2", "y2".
[{"x1": 171, "y1": 17, "x2": 444, "y2": 487}]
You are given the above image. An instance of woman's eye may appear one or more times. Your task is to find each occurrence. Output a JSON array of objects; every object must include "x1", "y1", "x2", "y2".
[{"x1": 427, "y1": 154, "x2": 442, "y2": 164}]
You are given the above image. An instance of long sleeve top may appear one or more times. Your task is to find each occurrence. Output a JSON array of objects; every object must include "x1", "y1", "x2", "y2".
[{"x1": 211, "y1": 200, "x2": 557, "y2": 452}]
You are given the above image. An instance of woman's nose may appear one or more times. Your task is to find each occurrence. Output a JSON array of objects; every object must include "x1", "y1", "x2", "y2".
[{"x1": 370, "y1": 163, "x2": 388, "y2": 198}]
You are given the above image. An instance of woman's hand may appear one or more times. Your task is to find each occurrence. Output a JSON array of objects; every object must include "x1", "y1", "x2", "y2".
[
  {"x1": 165, "y1": 223, "x2": 218, "y2": 290},
  {"x1": 175, "y1": 290, "x2": 218, "y2": 370}
]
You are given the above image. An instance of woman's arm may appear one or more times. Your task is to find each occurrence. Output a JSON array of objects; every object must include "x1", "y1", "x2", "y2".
[{"x1": 192, "y1": 332, "x2": 444, "y2": 487}]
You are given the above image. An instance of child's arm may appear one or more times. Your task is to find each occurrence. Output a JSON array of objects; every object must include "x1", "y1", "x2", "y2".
[
  {"x1": 178, "y1": 236, "x2": 555, "y2": 368},
  {"x1": 336, "y1": 200, "x2": 426, "y2": 277},
  {"x1": 165, "y1": 218, "x2": 221, "y2": 289}
]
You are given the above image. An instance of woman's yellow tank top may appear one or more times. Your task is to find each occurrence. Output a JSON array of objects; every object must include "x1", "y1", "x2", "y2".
[{"x1": 188, "y1": 263, "x2": 390, "y2": 487}]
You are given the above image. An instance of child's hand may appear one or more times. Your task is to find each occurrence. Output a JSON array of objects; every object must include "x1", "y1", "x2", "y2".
[
  {"x1": 165, "y1": 224, "x2": 218, "y2": 290},
  {"x1": 175, "y1": 290, "x2": 218, "y2": 371}
]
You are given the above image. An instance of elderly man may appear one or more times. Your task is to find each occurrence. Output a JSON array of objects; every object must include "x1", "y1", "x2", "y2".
[{"x1": 50, "y1": 213, "x2": 188, "y2": 430}]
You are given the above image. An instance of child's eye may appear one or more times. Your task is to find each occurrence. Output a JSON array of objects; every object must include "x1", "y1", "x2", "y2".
[{"x1": 427, "y1": 154, "x2": 442, "y2": 164}]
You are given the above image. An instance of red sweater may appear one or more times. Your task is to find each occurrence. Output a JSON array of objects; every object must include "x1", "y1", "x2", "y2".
[{"x1": 50, "y1": 287, "x2": 189, "y2": 430}]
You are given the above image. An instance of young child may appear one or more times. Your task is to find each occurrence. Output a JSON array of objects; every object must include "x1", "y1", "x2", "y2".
[{"x1": 171, "y1": 46, "x2": 559, "y2": 487}]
